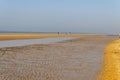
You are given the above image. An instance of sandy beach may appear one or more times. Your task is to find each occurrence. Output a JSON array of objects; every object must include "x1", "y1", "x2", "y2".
[
  {"x1": 0, "y1": 34, "x2": 63, "y2": 41},
  {"x1": 0, "y1": 33, "x2": 90, "y2": 41},
  {"x1": 0, "y1": 35, "x2": 117, "y2": 80}
]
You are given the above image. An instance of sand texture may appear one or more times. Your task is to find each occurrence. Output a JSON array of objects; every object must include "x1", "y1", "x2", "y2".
[
  {"x1": 97, "y1": 39, "x2": 120, "y2": 80},
  {"x1": 0, "y1": 35, "x2": 117, "y2": 80}
]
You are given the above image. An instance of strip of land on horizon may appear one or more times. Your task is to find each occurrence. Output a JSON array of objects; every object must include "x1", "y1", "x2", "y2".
[{"x1": 0, "y1": 33, "x2": 102, "y2": 41}]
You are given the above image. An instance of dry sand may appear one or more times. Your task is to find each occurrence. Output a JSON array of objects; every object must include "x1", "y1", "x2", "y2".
[
  {"x1": 0, "y1": 35, "x2": 118, "y2": 80},
  {"x1": 0, "y1": 33, "x2": 92, "y2": 41},
  {"x1": 0, "y1": 34, "x2": 63, "y2": 40}
]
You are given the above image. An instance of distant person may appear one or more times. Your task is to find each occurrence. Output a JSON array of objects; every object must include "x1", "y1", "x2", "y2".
[
  {"x1": 69, "y1": 32, "x2": 71, "y2": 35},
  {"x1": 119, "y1": 34, "x2": 120, "y2": 38},
  {"x1": 58, "y1": 32, "x2": 60, "y2": 35}
]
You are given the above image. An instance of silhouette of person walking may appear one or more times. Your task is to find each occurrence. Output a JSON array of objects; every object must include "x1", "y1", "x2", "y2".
[{"x1": 58, "y1": 32, "x2": 60, "y2": 35}]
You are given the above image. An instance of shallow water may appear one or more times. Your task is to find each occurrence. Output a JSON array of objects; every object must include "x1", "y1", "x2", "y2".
[{"x1": 0, "y1": 37, "x2": 73, "y2": 48}]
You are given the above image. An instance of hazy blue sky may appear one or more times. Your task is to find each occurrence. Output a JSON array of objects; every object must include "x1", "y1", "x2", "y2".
[{"x1": 0, "y1": 0, "x2": 120, "y2": 34}]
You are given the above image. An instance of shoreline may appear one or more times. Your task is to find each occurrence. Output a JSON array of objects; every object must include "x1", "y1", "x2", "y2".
[{"x1": 0, "y1": 37, "x2": 74, "y2": 48}]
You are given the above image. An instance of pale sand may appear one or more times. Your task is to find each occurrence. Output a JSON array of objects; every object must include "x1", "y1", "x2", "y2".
[{"x1": 0, "y1": 35, "x2": 117, "y2": 80}]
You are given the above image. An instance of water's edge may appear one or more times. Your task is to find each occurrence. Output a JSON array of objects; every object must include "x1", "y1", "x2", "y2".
[{"x1": 0, "y1": 37, "x2": 74, "y2": 48}]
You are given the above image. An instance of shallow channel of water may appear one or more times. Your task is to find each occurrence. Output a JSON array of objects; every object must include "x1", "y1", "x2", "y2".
[{"x1": 0, "y1": 37, "x2": 74, "y2": 48}]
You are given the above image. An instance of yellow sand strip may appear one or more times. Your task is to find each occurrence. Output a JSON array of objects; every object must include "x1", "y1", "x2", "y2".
[
  {"x1": 0, "y1": 33, "x2": 102, "y2": 41},
  {"x1": 97, "y1": 39, "x2": 120, "y2": 80}
]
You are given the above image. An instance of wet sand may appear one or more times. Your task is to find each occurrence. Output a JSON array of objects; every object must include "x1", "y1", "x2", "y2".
[{"x1": 0, "y1": 35, "x2": 117, "y2": 80}]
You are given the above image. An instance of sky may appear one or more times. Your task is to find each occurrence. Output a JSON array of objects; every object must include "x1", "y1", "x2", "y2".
[{"x1": 0, "y1": 0, "x2": 120, "y2": 34}]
